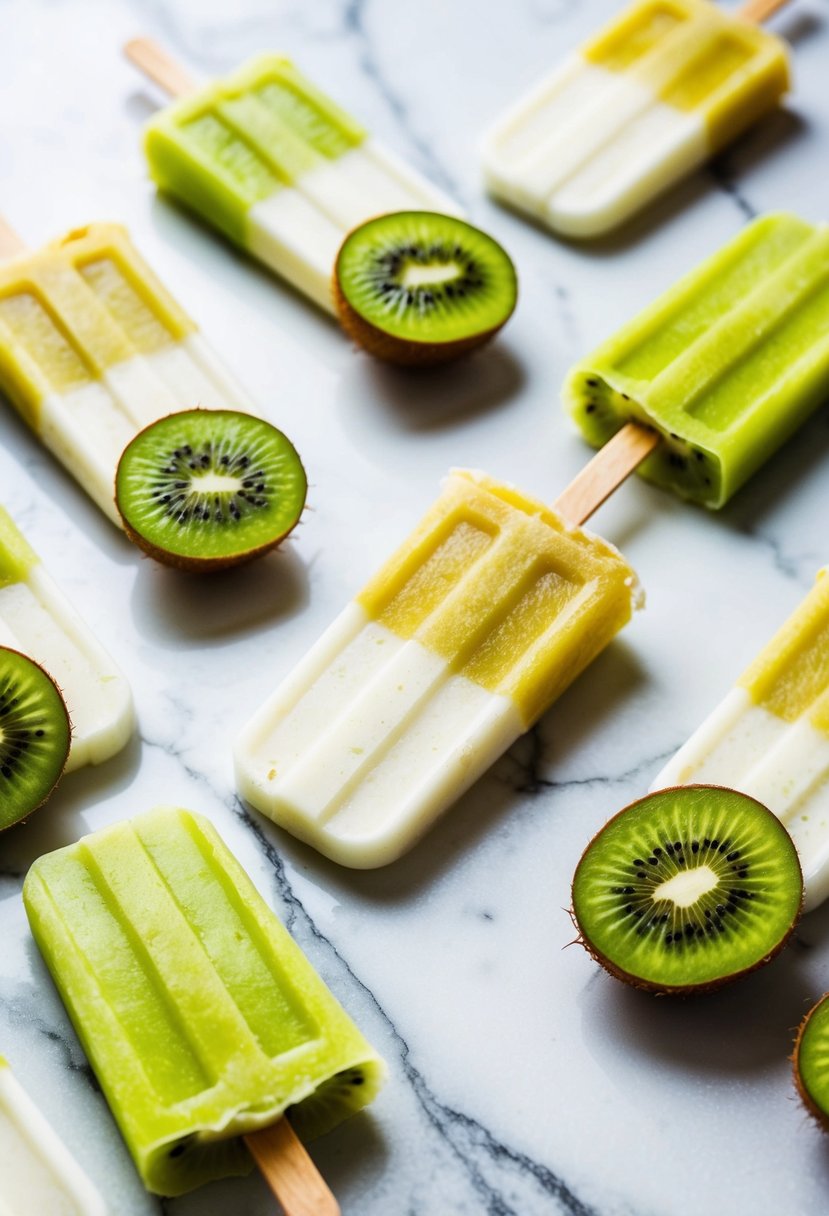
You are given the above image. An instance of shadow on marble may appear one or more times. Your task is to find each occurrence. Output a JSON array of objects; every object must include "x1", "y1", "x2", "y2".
[
  {"x1": 719, "y1": 404, "x2": 829, "y2": 538},
  {"x1": 777, "y1": 10, "x2": 824, "y2": 48},
  {"x1": 336, "y1": 340, "x2": 526, "y2": 436},
  {"x1": 579, "y1": 930, "x2": 819, "y2": 1078},
  {"x1": 123, "y1": 88, "x2": 159, "y2": 125},
  {"x1": 128, "y1": 541, "x2": 310, "y2": 647},
  {"x1": 280, "y1": 640, "x2": 649, "y2": 904},
  {"x1": 0, "y1": 733, "x2": 142, "y2": 874}
]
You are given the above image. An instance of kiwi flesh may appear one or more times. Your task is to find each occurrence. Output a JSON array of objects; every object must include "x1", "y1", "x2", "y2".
[
  {"x1": 145, "y1": 1061, "x2": 385, "y2": 1196},
  {"x1": 571, "y1": 786, "x2": 803, "y2": 994},
  {"x1": 334, "y1": 210, "x2": 517, "y2": 366},
  {"x1": 287, "y1": 1061, "x2": 385, "y2": 1140},
  {"x1": 115, "y1": 409, "x2": 307, "y2": 572},
  {"x1": 0, "y1": 647, "x2": 70, "y2": 830},
  {"x1": 564, "y1": 369, "x2": 723, "y2": 508},
  {"x1": 793, "y1": 993, "x2": 829, "y2": 1130}
]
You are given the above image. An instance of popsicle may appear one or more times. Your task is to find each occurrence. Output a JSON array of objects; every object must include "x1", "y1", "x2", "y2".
[
  {"x1": 0, "y1": 219, "x2": 254, "y2": 526},
  {"x1": 0, "y1": 1056, "x2": 107, "y2": 1216},
  {"x1": 563, "y1": 211, "x2": 829, "y2": 508},
  {"x1": 126, "y1": 40, "x2": 463, "y2": 313},
  {"x1": 23, "y1": 807, "x2": 385, "y2": 1206},
  {"x1": 0, "y1": 505, "x2": 133, "y2": 771},
  {"x1": 654, "y1": 570, "x2": 829, "y2": 912},
  {"x1": 481, "y1": 0, "x2": 791, "y2": 238},
  {"x1": 235, "y1": 467, "x2": 643, "y2": 868}
]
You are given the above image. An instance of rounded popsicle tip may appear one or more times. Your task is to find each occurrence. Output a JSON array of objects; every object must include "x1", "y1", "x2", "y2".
[
  {"x1": 333, "y1": 211, "x2": 517, "y2": 367},
  {"x1": 114, "y1": 408, "x2": 308, "y2": 573},
  {"x1": 571, "y1": 785, "x2": 803, "y2": 995}
]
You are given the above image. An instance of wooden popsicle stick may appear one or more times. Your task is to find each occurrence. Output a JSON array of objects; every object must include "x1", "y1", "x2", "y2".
[
  {"x1": 736, "y1": 0, "x2": 792, "y2": 22},
  {"x1": 553, "y1": 422, "x2": 659, "y2": 528},
  {"x1": 123, "y1": 37, "x2": 196, "y2": 98},
  {"x1": 244, "y1": 1121, "x2": 341, "y2": 1216},
  {"x1": 0, "y1": 217, "x2": 26, "y2": 259}
]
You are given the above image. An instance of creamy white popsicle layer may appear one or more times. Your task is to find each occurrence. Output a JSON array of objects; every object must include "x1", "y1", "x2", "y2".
[
  {"x1": 0, "y1": 1056, "x2": 107, "y2": 1216},
  {"x1": 0, "y1": 223, "x2": 254, "y2": 525},
  {"x1": 235, "y1": 469, "x2": 641, "y2": 868},
  {"x1": 143, "y1": 54, "x2": 462, "y2": 312},
  {"x1": 655, "y1": 571, "x2": 829, "y2": 910},
  {"x1": 481, "y1": 0, "x2": 789, "y2": 237},
  {"x1": 0, "y1": 507, "x2": 133, "y2": 771}
]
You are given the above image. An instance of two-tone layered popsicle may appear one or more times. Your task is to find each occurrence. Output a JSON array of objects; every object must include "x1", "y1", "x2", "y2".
[
  {"x1": 0, "y1": 506, "x2": 133, "y2": 771},
  {"x1": 0, "y1": 1056, "x2": 107, "y2": 1216},
  {"x1": 655, "y1": 570, "x2": 829, "y2": 911},
  {"x1": 138, "y1": 50, "x2": 462, "y2": 312},
  {"x1": 23, "y1": 807, "x2": 385, "y2": 1198},
  {"x1": 564, "y1": 212, "x2": 829, "y2": 508},
  {"x1": 0, "y1": 222, "x2": 254, "y2": 524},
  {"x1": 482, "y1": 0, "x2": 790, "y2": 238},
  {"x1": 235, "y1": 469, "x2": 641, "y2": 868}
]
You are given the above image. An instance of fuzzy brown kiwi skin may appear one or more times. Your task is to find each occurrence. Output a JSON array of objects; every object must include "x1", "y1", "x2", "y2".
[
  {"x1": 570, "y1": 785, "x2": 804, "y2": 997},
  {"x1": 0, "y1": 648, "x2": 71, "y2": 832},
  {"x1": 114, "y1": 412, "x2": 308, "y2": 574},
  {"x1": 332, "y1": 242, "x2": 517, "y2": 368},
  {"x1": 792, "y1": 995, "x2": 829, "y2": 1131}
]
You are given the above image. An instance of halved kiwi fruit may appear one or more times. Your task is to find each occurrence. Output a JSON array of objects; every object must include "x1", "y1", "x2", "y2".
[
  {"x1": 793, "y1": 993, "x2": 829, "y2": 1130},
  {"x1": 115, "y1": 409, "x2": 307, "y2": 572},
  {"x1": 0, "y1": 647, "x2": 70, "y2": 830},
  {"x1": 571, "y1": 786, "x2": 803, "y2": 994},
  {"x1": 334, "y1": 210, "x2": 517, "y2": 366}
]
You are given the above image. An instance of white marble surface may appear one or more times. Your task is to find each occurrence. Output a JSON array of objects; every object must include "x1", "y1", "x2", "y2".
[{"x1": 1, "y1": 0, "x2": 829, "y2": 1213}]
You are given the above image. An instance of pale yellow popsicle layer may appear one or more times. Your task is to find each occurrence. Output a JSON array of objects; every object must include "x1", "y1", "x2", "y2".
[
  {"x1": 357, "y1": 470, "x2": 639, "y2": 725},
  {"x1": 584, "y1": 0, "x2": 789, "y2": 150},
  {"x1": 740, "y1": 571, "x2": 829, "y2": 732},
  {"x1": 0, "y1": 224, "x2": 194, "y2": 426}
]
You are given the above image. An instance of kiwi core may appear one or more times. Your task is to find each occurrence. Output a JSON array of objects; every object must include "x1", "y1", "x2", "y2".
[
  {"x1": 654, "y1": 865, "x2": 718, "y2": 908},
  {"x1": 401, "y1": 261, "x2": 462, "y2": 288}
]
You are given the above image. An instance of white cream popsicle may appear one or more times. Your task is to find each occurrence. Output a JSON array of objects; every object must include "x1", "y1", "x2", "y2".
[
  {"x1": 0, "y1": 223, "x2": 254, "y2": 525},
  {"x1": 142, "y1": 53, "x2": 463, "y2": 312},
  {"x1": 481, "y1": 0, "x2": 789, "y2": 238},
  {"x1": 654, "y1": 570, "x2": 829, "y2": 910},
  {"x1": 235, "y1": 469, "x2": 641, "y2": 867},
  {"x1": 0, "y1": 1056, "x2": 107, "y2": 1216},
  {"x1": 0, "y1": 507, "x2": 133, "y2": 771}
]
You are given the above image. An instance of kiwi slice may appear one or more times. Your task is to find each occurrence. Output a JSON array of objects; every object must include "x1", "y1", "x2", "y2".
[
  {"x1": 334, "y1": 210, "x2": 517, "y2": 366},
  {"x1": 571, "y1": 786, "x2": 803, "y2": 994},
  {"x1": 0, "y1": 647, "x2": 70, "y2": 831},
  {"x1": 115, "y1": 409, "x2": 307, "y2": 572},
  {"x1": 794, "y1": 993, "x2": 829, "y2": 1130}
]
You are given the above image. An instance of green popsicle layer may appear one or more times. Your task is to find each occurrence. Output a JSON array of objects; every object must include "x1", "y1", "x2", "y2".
[
  {"x1": 144, "y1": 54, "x2": 367, "y2": 247},
  {"x1": 24, "y1": 807, "x2": 385, "y2": 1197},
  {"x1": 564, "y1": 213, "x2": 829, "y2": 508}
]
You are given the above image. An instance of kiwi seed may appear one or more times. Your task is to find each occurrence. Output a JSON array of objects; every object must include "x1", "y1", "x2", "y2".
[
  {"x1": 0, "y1": 647, "x2": 70, "y2": 830},
  {"x1": 334, "y1": 210, "x2": 517, "y2": 366},
  {"x1": 564, "y1": 370, "x2": 721, "y2": 507},
  {"x1": 571, "y1": 785, "x2": 803, "y2": 994},
  {"x1": 115, "y1": 409, "x2": 307, "y2": 572}
]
